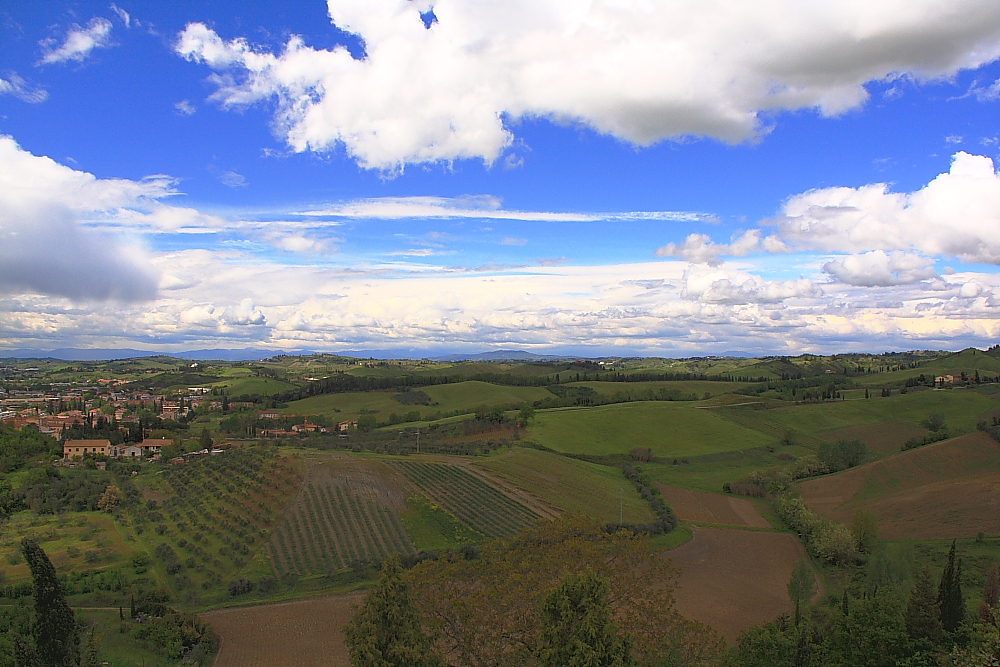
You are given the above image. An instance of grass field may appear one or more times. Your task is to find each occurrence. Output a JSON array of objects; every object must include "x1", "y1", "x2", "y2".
[
  {"x1": 528, "y1": 401, "x2": 774, "y2": 457},
  {"x1": 473, "y1": 448, "x2": 653, "y2": 523},
  {"x1": 211, "y1": 376, "x2": 297, "y2": 397},
  {"x1": 0, "y1": 511, "x2": 138, "y2": 581},
  {"x1": 399, "y1": 494, "x2": 486, "y2": 550},
  {"x1": 569, "y1": 380, "x2": 752, "y2": 399},
  {"x1": 282, "y1": 380, "x2": 551, "y2": 422},
  {"x1": 668, "y1": 527, "x2": 815, "y2": 641},
  {"x1": 798, "y1": 432, "x2": 1000, "y2": 539},
  {"x1": 764, "y1": 390, "x2": 999, "y2": 436},
  {"x1": 268, "y1": 458, "x2": 415, "y2": 576}
]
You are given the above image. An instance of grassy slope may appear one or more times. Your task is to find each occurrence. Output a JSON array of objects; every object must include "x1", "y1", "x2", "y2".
[
  {"x1": 528, "y1": 401, "x2": 773, "y2": 457},
  {"x1": 282, "y1": 381, "x2": 551, "y2": 421},
  {"x1": 473, "y1": 447, "x2": 654, "y2": 523},
  {"x1": 569, "y1": 380, "x2": 752, "y2": 398},
  {"x1": 764, "y1": 390, "x2": 997, "y2": 435},
  {"x1": 210, "y1": 376, "x2": 297, "y2": 396}
]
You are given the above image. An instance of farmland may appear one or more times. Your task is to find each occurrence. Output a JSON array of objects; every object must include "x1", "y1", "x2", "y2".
[
  {"x1": 473, "y1": 447, "x2": 654, "y2": 523},
  {"x1": 815, "y1": 420, "x2": 929, "y2": 454},
  {"x1": 128, "y1": 447, "x2": 302, "y2": 600},
  {"x1": 528, "y1": 400, "x2": 774, "y2": 457},
  {"x1": 668, "y1": 527, "x2": 816, "y2": 641},
  {"x1": 389, "y1": 460, "x2": 543, "y2": 538},
  {"x1": 655, "y1": 484, "x2": 770, "y2": 528},
  {"x1": 798, "y1": 432, "x2": 1000, "y2": 539},
  {"x1": 268, "y1": 458, "x2": 415, "y2": 576},
  {"x1": 204, "y1": 592, "x2": 363, "y2": 667}
]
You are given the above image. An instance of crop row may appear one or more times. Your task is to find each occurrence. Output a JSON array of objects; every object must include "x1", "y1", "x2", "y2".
[
  {"x1": 391, "y1": 462, "x2": 540, "y2": 538},
  {"x1": 269, "y1": 482, "x2": 414, "y2": 576}
]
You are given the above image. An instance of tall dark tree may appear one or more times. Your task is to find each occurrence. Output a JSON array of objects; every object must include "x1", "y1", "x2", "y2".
[
  {"x1": 938, "y1": 540, "x2": 966, "y2": 633},
  {"x1": 538, "y1": 569, "x2": 633, "y2": 667},
  {"x1": 22, "y1": 538, "x2": 79, "y2": 667},
  {"x1": 343, "y1": 553, "x2": 443, "y2": 667},
  {"x1": 984, "y1": 563, "x2": 999, "y2": 609},
  {"x1": 199, "y1": 428, "x2": 213, "y2": 449},
  {"x1": 13, "y1": 632, "x2": 42, "y2": 667},
  {"x1": 787, "y1": 560, "x2": 816, "y2": 627},
  {"x1": 906, "y1": 567, "x2": 943, "y2": 645}
]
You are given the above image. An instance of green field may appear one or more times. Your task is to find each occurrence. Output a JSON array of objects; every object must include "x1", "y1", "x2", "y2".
[
  {"x1": 571, "y1": 380, "x2": 752, "y2": 399},
  {"x1": 763, "y1": 389, "x2": 998, "y2": 435},
  {"x1": 473, "y1": 448, "x2": 654, "y2": 523},
  {"x1": 210, "y1": 376, "x2": 297, "y2": 396},
  {"x1": 283, "y1": 380, "x2": 552, "y2": 422},
  {"x1": 528, "y1": 401, "x2": 774, "y2": 457}
]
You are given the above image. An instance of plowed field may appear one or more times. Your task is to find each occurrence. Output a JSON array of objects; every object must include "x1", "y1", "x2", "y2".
[
  {"x1": 667, "y1": 527, "x2": 814, "y2": 641},
  {"x1": 816, "y1": 420, "x2": 929, "y2": 454},
  {"x1": 798, "y1": 432, "x2": 1000, "y2": 539},
  {"x1": 205, "y1": 592, "x2": 362, "y2": 666},
  {"x1": 655, "y1": 484, "x2": 770, "y2": 528}
]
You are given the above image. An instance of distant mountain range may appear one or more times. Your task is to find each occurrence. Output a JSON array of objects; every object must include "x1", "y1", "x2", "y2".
[{"x1": 0, "y1": 347, "x2": 758, "y2": 363}]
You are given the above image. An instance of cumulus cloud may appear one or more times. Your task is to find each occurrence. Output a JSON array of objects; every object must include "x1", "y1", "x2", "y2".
[
  {"x1": 0, "y1": 136, "x2": 238, "y2": 301},
  {"x1": 0, "y1": 73, "x2": 48, "y2": 103},
  {"x1": 681, "y1": 265, "x2": 823, "y2": 304},
  {"x1": 39, "y1": 18, "x2": 114, "y2": 65},
  {"x1": 220, "y1": 170, "x2": 247, "y2": 188},
  {"x1": 221, "y1": 298, "x2": 267, "y2": 326},
  {"x1": 176, "y1": 0, "x2": 1000, "y2": 170},
  {"x1": 655, "y1": 230, "x2": 768, "y2": 265},
  {"x1": 822, "y1": 250, "x2": 937, "y2": 286},
  {"x1": 770, "y1": 152, "x2": 1000, "y2": 264},
  {"x1": 174, "y1": 100, "x2": 196, "y2": 115}
]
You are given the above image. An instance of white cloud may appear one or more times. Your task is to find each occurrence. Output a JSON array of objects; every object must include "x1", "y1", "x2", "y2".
[
  {"x1": 681, "y1": 265, "x2": 822, "y2": 304},
  {"x1": 501, "y1": 237, "x2": 527, "y2": 246},
  {"x1": 822, "y1": 250, "x2": 937, "y2": 286},
  {"x1": 175, "y1": 0, "x2": 1000, "y2": 170},
  {"x1": 221, "y1": 298, "x2": 267, "y2": 326},
  {"x1": 174, "y1": 100, "x2": 197, "y2": 115},
  {"x1": 220, "y1": 170, "x2": 247, "y2": 188},
  {"x1": 655, "y1": 230, "x2": 768, "y2": 265},
  {"x1": 110, "y1": 5, "x2": 131, "y2": 28},
  {"x1": 39, "y1": 18, "x2": 114, "y2": 65},
  {"x1": 770, "y1": 152, "x2": 1000, "y2": 264},
  {"x1": 0, "y1": 73, "x2": 48, "y2": 103}
]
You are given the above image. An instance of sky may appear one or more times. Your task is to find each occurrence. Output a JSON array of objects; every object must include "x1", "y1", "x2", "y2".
[{"x1": 3, "y1": 0, "x2": 1000, "y2": 357}]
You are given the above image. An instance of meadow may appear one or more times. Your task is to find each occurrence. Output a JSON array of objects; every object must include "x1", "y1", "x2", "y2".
[{"x1": 527, "y1": 400, "x2": 775, "y2": 457}]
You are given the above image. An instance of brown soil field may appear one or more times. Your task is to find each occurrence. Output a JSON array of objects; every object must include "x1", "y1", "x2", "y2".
[
  {"x1": 816, "y1": 420, "x2": 929, "y2": 454},
  {"x1": 667, "y1": 527, "x2": 813, "y2": 641},
  {"x1": 204, "y1": 592, "x2": 362, "y2": 667},
  {"x1": 798, "y1": 432, "x2": 1000, "y2": 539},
  {"x1": 655, "y1": 484, "x2": 771, "y2": 528}
]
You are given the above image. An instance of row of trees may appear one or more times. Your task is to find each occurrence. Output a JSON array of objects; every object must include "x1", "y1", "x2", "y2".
[{"x1": 730, "y1": 541, "x2": 987, "y2": 667}]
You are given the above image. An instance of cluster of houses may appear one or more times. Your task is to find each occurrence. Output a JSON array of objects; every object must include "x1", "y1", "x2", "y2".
[{"x1": 62, "y1": 438, "x2": 172, "y2": 462}]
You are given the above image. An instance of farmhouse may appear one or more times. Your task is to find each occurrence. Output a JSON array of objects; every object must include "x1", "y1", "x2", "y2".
[
  {"x1": 337, "y1": 420, "x2": 358, "y2": 432},
  {"x1": 259, "y1": 410, "x2": 281, "y2": 420},
  {"x1": 63, "y1": 439, "x2": 111, "y2": 460}
]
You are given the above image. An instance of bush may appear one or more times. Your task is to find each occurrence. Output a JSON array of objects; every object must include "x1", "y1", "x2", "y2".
[
  {"x1": 629, "y1": 447, "x2": 653, "y2": 462},
  {"x1": 228, "y1": 578, "x2": 254, "y2": 596},
  {"x1": 817, "y1": 439, "x2": 866, "y2": 472}
]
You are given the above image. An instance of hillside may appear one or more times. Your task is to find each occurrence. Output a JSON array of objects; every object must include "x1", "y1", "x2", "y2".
[{"x1": 798, "y1": 432, "x2": 1000, "y2": 539}]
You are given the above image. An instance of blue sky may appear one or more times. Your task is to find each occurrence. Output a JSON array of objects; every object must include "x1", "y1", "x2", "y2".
[{"x1": 2, "y1": 0, "x2": 1000, "y2": 356}]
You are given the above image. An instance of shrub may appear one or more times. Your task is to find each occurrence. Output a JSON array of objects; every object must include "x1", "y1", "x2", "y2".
[{"x1": 228, "y1": 578, "x2": 254, "y2": 596}]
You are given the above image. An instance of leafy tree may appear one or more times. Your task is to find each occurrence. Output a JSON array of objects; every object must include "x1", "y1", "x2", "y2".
[
  {"x1": 826, "y1": 590, "x2": 908, "y2": 667},
  {"x1": 850, "y1": 510, "x2": 879, "y2": 554},
  {"x1": 357, "y1": 414, "x2": 378, "y2": 432},
  {"x1": 22, "y1": 538, "x2": 79, "y2": 667},
  {"x1": 787, "y1": 560, "x2": 816, "y2": 626},
  {"x1": 81, "y1": 628, "x2": 100, "y2": 667},
  {"x1": 518, "y1": 404, "x2": 535, "y2": 427},
  {"x1": 199, "y1": 428, "x2": 213, "y2": 449},
  {"x1": 343, "y1": 553, "x2": 443, "y2": 667},
  {"x1": 727, "y1": 617, "x2": 813, "y2": 667},
  {"x1": 906, "y1": 567, "x2": 942, "y2": 646},
  {"x1": 938, "y1": 541, "x2": 966, "y2": 633},
  {"x1": 538, "y1": 569, "x2": 633, "y2": 667},
  {"x1": 12, "y1": 632, "x2": 42, "y2": 667},
  {"x1": 408, "y1": 516, "x2": 723, "y2": 667}
]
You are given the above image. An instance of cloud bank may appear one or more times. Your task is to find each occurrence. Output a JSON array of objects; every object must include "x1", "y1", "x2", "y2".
[{"x1": 177, "y1": 0, "x2": 1000, "y2": 170}]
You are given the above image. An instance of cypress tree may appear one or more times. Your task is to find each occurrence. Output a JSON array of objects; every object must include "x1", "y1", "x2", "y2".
[
  {"x1": 984, "y1": 563, "x2": 999, "y2": 608},
  {"x1": 12, "y1": 632, "x2": 42, "y2": 667},
  {"x1": 22, "y1": 538, "x2": 79, "y2": 667},
  {"x1": 938, "y1": 540, "x2": 966, "y2": 632},
  {"x1": 342, "y1": 553, "x2": 443, "y2": 667},
  {"x1": 538, "y1": 569, "x2": 633, "y2": 667},
  {"x1": 906, "y1": 567, "x2": 942, "y2": 645},
  {"x1": 81, "y1": 628, "x2": 100, "y2": 667}
]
